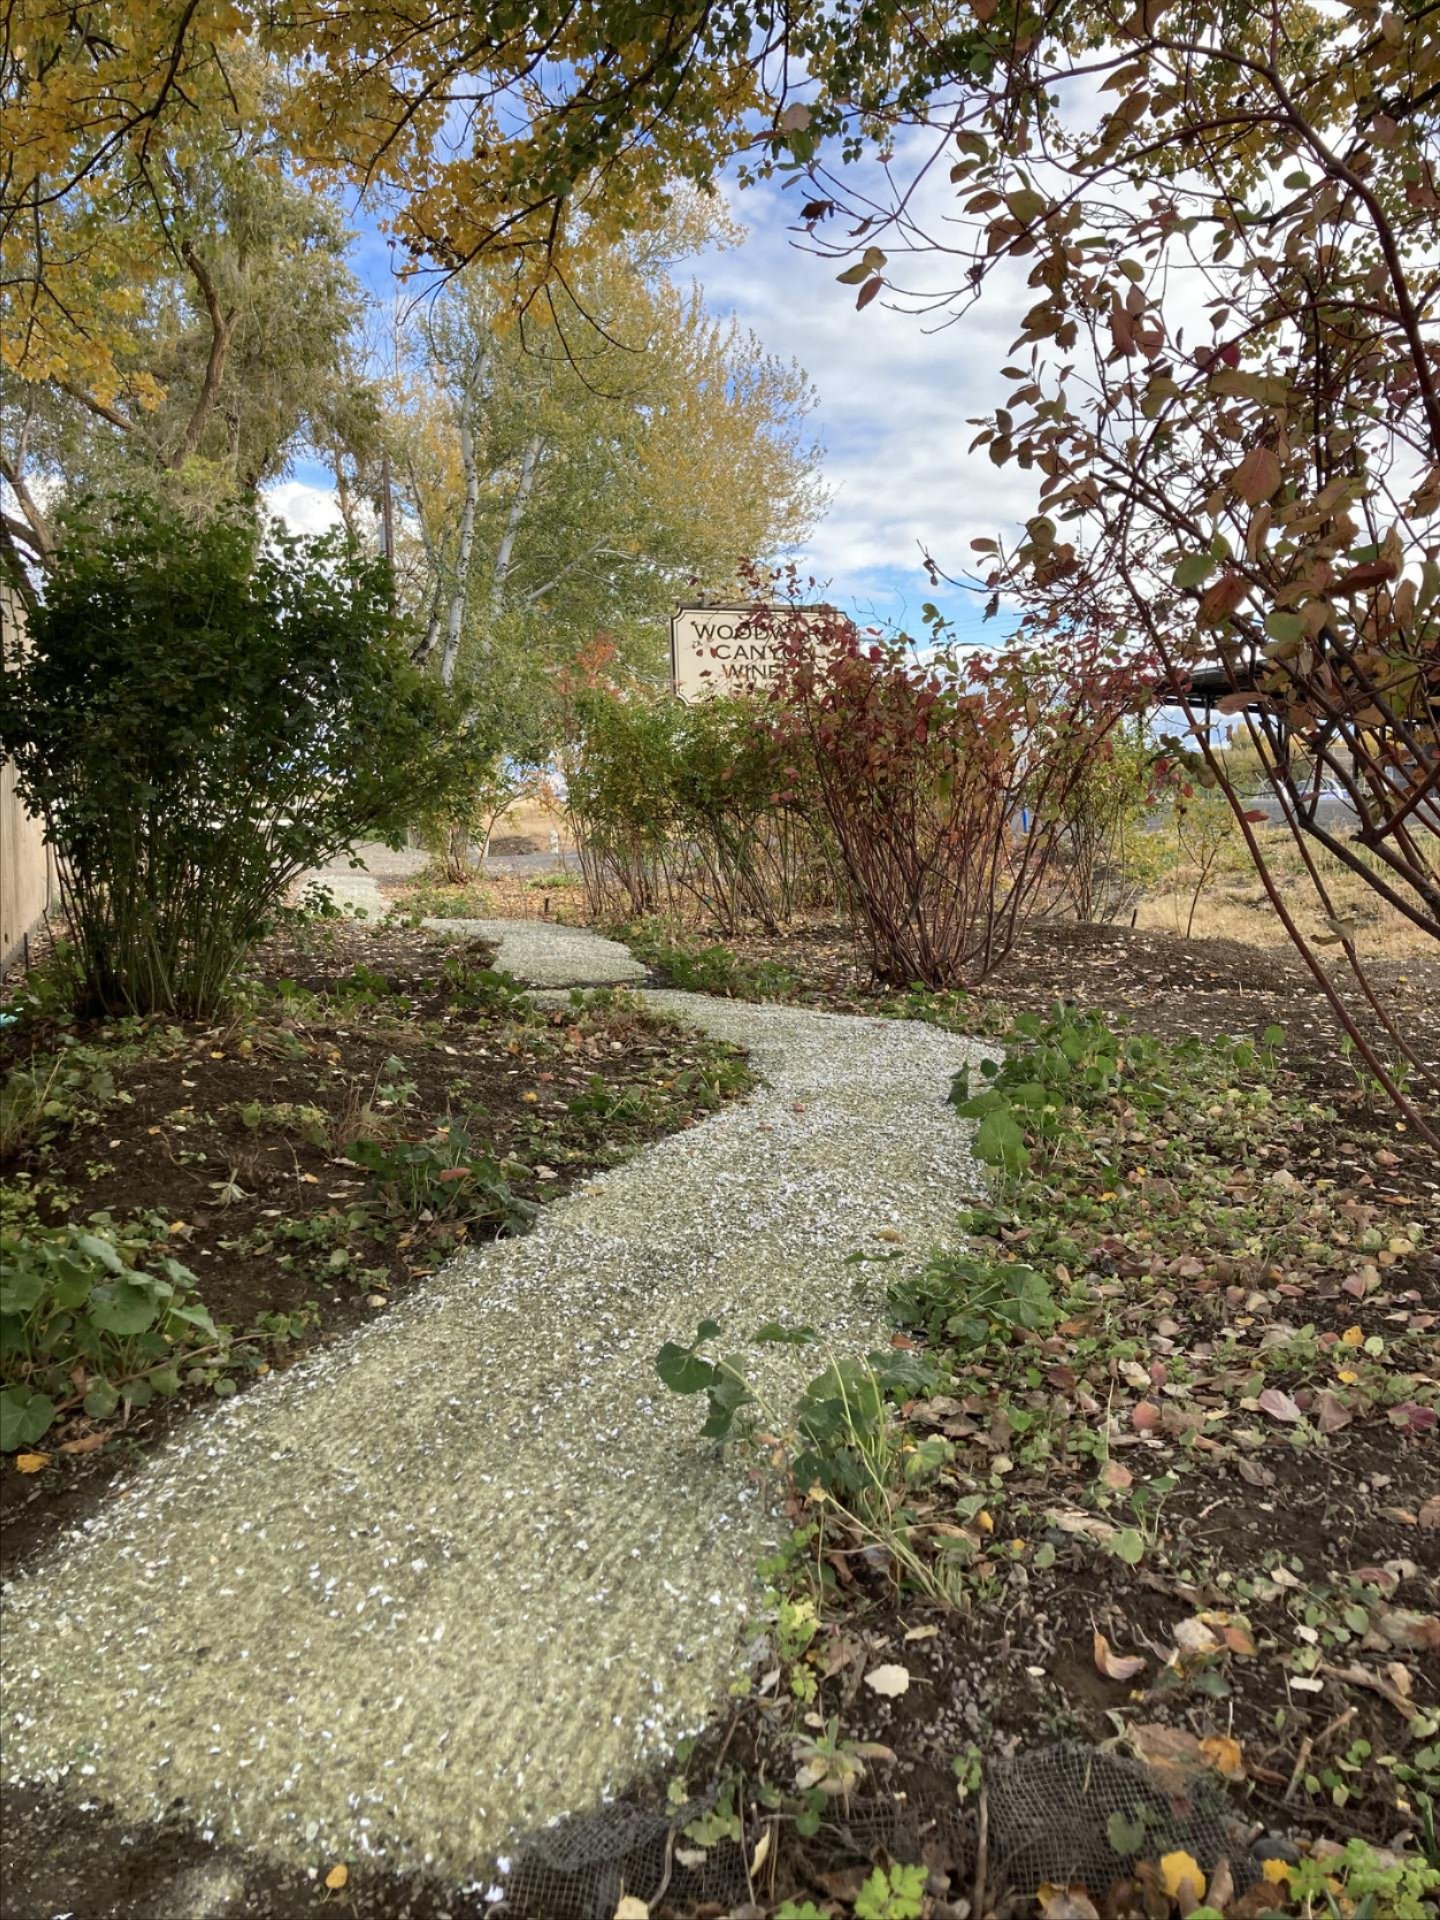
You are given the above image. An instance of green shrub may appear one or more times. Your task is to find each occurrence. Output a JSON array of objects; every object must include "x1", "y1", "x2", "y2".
[
  {"x1": 0, "y1": 1219, "x2": 226, "y2": 1449},
  {"x1": 949, "y1": 1002, "x2": 1283, "y2": 1181},
  {"x1": 892, "y1": 1253, "x2": 1057, "y2": 1349},
  {"x1": 0, "y1": 492, "x2": 480, "y2": 1017},
  {"x1": 566, "y1": 684, "x2": 834, "y2": 931}
]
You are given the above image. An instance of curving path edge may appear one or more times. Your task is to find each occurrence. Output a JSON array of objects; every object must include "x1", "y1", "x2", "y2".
[{"x1": 2, "y1": 925, "x2": 990, "y2": 1885}]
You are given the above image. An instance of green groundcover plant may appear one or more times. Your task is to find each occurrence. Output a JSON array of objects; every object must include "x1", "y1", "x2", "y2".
[
  {"x1": 0, "y1": 491, "x2": 480, "y2": 1016},
  {"x1": 0, "y1": 1217, "x2": 227, "y2": 1450}
]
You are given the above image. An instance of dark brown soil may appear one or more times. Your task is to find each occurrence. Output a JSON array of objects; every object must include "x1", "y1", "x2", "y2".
[
  {"x1": 0, "y1": 1785, "x2": 493, "y2": 1920},
  {"x1": 1, "y1": 920, "x2": 749, "y2": 1577},
  {"x1": 4, "y1": 912, "x2": 1435, "y2": 1920},
  {"x1": 725, "y1": 916, "x2": 1440, "y2": 1103}
]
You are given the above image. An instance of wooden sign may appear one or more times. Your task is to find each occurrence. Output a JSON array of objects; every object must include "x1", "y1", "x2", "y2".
[{"x1": 669, "y1": 604, "x2": 838, "y2": 704}]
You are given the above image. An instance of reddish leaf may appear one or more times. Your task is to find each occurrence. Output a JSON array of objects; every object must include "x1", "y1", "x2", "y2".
[
  {"x1": 1314, "y1": 1388, "x2": 1353, "y2": 1433},
  {"x1": 1332, "y1": 559, "x2": 1398, "y2": 592},
  {"x1": 1199, "y1": 572, "x2": 1248, "y2": 623},
  {"x1": 1389, "y1": 1402, "x2": 1437, "y2": 1432}
]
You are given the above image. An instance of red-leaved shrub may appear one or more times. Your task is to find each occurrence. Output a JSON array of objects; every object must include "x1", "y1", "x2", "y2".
[{"x1": 763, "y1": 607, "x2": 1156, "y2": 986}]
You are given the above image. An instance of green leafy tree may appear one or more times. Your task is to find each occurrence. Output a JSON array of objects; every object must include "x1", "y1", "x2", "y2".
[
  {"x1": 0, "y1": 493, "x2": 478, "y2": 1015},
  {"x1": 395, "y1": 206, "x2": 824, "y2": 697},
  {"x1": 3, "y1": 62, "x2": 378, "y2": 576}
]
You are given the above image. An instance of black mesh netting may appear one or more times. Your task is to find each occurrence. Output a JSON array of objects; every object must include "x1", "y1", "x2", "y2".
[{"x1": 489, "y1": 1743, "x2": 1258, "y2": 1917}]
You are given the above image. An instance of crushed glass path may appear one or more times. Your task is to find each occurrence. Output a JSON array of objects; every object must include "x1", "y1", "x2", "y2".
[{"x1": 1, "y1": 923, "x2": 989, "y2": 1885}]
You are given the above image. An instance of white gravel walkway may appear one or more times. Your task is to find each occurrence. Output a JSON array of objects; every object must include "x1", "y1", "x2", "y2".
[
  {"x1": 1, "y1": 928, "x2": 989, "y2": 1884},
  {"x1": 423, "y1": 915, "x2": 648, "y2": 987}
]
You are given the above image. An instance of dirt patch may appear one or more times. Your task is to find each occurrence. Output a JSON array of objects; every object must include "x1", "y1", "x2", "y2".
[
  {"x1": 714, "y1": 915, "x2": 1440, "y2": 1108},
  {"x1": 0, "y1": 1784, "x2": 497, "y2": 1920},
  {"x1": 584, "y1": 912, "x2": 1439, "y2": 1912},
  {"x1": 1, "y1": 919, "x2": 751, "y2": 1575}
]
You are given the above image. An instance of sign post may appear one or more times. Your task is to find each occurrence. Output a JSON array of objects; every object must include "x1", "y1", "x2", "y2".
[{"x1": 669, "y1": 604, "x2": 838, "y2": 704}]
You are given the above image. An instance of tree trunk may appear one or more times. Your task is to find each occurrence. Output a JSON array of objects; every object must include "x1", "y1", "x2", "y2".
[
  {"x1": 488, "y1": 435, "x2": 543, "y2": 627},
  {"x1": 438, "y1": 412, "x2": 481, "y2": 689}
]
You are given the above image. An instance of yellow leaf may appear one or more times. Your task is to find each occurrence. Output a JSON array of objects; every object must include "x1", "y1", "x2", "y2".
[
  {"x1": 325, "y1": 1863, "x2": 348, "y2": 1889},
  {"x1": 1341, "y1": 1325, "x2": 1364, "y2": 1346},
  {"x1": 977, "y1": 1509, "x2": 995, "y2": 1533},
  {"x1": 1159, "y1": 1850, "x2": 1206, "y2": 1903},
  {"x1": 1200, "y1": 1734, "x2": 1244, "y2": 1778},
  {"x1": 1338, "y1": 1368, "x2": 1359, "y2": 1384},
  {"x1": 1262, "y1": 1857, "x2": 1292, "y2": 1885},
  {"x1": 15, "y1": 1453, "x2": 49, "y2": 1474},
  {"x1": 613, "y1": 1900, "x2": 649, "y2": 1919}
]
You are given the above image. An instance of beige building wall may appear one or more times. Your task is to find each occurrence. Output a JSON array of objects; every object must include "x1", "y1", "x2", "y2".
[{"x1": 1, "y1": 580, "x2": 57, "y2": 970}]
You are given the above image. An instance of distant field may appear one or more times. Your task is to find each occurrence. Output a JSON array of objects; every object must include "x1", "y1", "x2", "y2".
[{"x1": 1132, "y1": 822, "x2": 1435, "y2": 958}]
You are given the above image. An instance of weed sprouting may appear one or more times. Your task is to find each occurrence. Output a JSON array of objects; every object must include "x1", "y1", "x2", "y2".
[
  {"x1": 621, "y1": 919, "x2": 802, "y2": 1000},
  {"x1": 346, "y1": 1119, "x2": 537, "y2": 1237}
]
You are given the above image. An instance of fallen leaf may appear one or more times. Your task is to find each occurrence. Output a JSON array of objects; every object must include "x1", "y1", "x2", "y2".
[
  {"x1": 1384, "y1": 1662, "x2": 1414, "y2": 1699},
  {"x1": 864, "y1": 1663, "x2": 911, "y2": 1697},
  {"x1": 1200, "y1": 1735, "x2": 1244, "y2": 1779},
  {"x1": 1131, "y1": 1400, "x2": 1162, "y2": 1432},
  {"x1": 58, "y1": 1432, "x2": 109, "y2": 1456},
  {"x1": 1159, "y1": 1850, "x2": 1207, "y2": 1905},
  {"x1": 1100, "y1": 1458, "x2": 1133, "y2": 1489},
  {"x1": 1208, "y1": 1858, "x2": 1236, "y2": 1909},
  {"x1": 613, "y1": 1900, "x2": 649, "y2": 1920},
  {"x1": 904, "y1": 1624, "x2": 939, "y2": 1642},
  {"x1": 1376, "y1": 1609, "x2": 1440, "y2": 1653},
  {"x1": 1173, "y1": 1618, "x2": 1220, "y2": 1660},
  {"x1": 1093, "y1": 1630, "x2": 1147, "y2": 1681},
  {"x1": 1389, "y1": 1401, "x2": 1437, "y2": 1432},
  {"x1": 749, "y1": 1827, "x2": 771, "y2": 1877},
  {"x1": 325, "y1": 1863, "x2": 349, "y2": 1890},
  {"x1": 14, "y1": 1454, "x2": 49, "y2": 1474},
  {"x1": 1129, "y1": 1723, "x2": 1204, "y2": 1780},
  {"x1": 1045, "y1": 1507, "x2": 1118, "y2": 1543},
  {"x1": 1037, "y1": 1887, "x2": 1100, "y2": 1920},
  {"x1": 1257, "y1": 1386, "x2": 1303, "y2": 1423},
  {"x1": 1314, "y1": 1389, "x2": 1353, "y2": 1433},
  {"x1": 1418, "y1": 1495, "x2": 1440, "y2": 1530}
]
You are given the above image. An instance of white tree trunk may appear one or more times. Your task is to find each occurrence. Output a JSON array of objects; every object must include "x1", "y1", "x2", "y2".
[
  {"x1": 488, "y1": 434, "x2": 543, "y2": 628},
  {"x1": 438, "y1": 411, "x2": 481, "y2": 689}
]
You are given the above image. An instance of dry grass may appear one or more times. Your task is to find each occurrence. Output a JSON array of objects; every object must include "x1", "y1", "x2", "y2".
[
  {"x1": 491, "y1": 794, "x2": 574, "y2": 850},
  {"x1": 1134, "y1": 824, "x2": 1437, "y2": 958}
]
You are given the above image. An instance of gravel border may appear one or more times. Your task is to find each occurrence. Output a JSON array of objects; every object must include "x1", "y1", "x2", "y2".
[
  {"x1": 422, "y1": 916, "x2": 648, "y2": 987},
  {"x1": 2, "y1": 948, "x2": 990, "y2": 1885}
]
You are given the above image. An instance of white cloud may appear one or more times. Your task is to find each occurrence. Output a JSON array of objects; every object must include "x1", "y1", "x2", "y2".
[
  {"x1": 264, "y1": 478, "x2": 346, "y2": 538},
  {"x1": 694, "y1": 160, "x2": 1038, "y2": 621}
]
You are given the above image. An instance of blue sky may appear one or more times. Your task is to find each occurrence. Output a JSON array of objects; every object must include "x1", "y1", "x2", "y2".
[{"x1": 274, "y1": 160, "x2": 1035, "y2": 648}]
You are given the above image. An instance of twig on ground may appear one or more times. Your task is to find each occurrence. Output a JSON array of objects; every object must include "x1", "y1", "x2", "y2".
[
  {"x1": 974, "y1": 1779, "x2": 989, "y2": 1920},
  {"x1": 1319, "y1": 1663, "x2": 1418, "y2": 1721}
]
